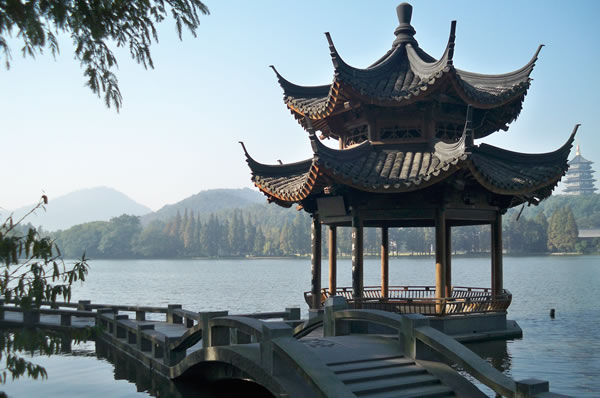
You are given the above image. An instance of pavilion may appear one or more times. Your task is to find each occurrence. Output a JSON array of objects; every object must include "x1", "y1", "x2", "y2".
[{"x1": 242, "y1": 3, "x2": 577, "y2": 318}]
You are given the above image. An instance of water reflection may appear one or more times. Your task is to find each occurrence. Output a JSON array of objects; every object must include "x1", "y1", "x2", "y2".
[
  {"x1": 465, "y1": 339, "x2": 512, "y2": 376},
  {"x1": 95, "y1": 339, "x2": 275, "y2": 398}
]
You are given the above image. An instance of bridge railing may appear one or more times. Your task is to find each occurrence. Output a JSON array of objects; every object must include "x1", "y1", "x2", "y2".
[
  {"x1": 207, "y1": 314, "x2": 355, "y2": 397},
  {"x1": 324, "y1": 297, "x2": 571, "y2": 398},
  {"x1": 94, "y1": 302, "x2": 301, "y2": 368},
  {"x1": 0, "y1": 299, "x2": 97, "y2": 328}
]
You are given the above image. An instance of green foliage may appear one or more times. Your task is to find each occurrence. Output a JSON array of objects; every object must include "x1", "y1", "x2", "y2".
[
  {"x1": 0, "y1": 197, "x2": 89, "y2": 391},
  {"x1": 507, "y1": 194, "x2": 600, "y2": 229},
  {"x1": 0, "y1": 327, "x2": 94, "y2": 392},
  {"x1": 547, "y1": 205, "x2": 578, "y2": 252},
  {"x1": 1, "y1": 0, "x2": 209, "y2": 110},
  {"x1": 47, "y1": 194, "x2": 600, "y2": 258},
  {"x1": 97, "y1": 215, "x2": 141, "y2": 258},
  {"x1": 503, "y1": 213, "x2": 548, "y2": 254},
  {"x1": 0, "y1": 197, "x2": 89, "y2": 307}
]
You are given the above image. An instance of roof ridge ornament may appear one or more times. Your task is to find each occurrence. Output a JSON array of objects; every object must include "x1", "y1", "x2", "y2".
[{"x1": 393, "y1": 3, "x2": 417, "y2": 46}]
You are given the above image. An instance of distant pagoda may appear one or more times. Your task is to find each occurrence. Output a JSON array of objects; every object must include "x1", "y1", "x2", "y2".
[
  {"x1": 563, "y1": 145, "x2": 597, "y2": 195},
  {"x1": 242, "y1": 3, "x2": 578, "y2": 316}
]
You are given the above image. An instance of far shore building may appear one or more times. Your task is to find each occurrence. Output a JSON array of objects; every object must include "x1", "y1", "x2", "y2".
[
  {"x1": 563, "y1": 145, "x2": 597, "y2": 195},
  {"x1": 242, "y1": 3, "x2": 577, "y2": 335}
]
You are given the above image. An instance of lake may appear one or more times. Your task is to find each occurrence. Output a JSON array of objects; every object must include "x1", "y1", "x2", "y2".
[{"x1": 1, "y1": 255, "x2": 599, "y2": 397}]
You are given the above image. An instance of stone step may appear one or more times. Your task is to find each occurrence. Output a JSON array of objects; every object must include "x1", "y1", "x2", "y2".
[
  {"x1": 329, "y1": 356, "x2": 415, "y2": 374},
  {"x1": 327, "y1": 355, "x2": 408, "y2": 367},
  {"x1": 351, "y1": 374, "x2": 440, "y2": 396},
  {"x1": 338, "y1": 365, "x2": 426, "y2": 383},
  {"x1": 355, "y1": 384, "x2": 454, "y2": 398}
]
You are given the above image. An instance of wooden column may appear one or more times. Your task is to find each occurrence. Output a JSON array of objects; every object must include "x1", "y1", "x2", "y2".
[
  {"x1": 311, "y1": 215, "x2": 322, "y2": 309},
  {"x1": 328, "y1": 226, "x2": 337, "y2": 296},
  {"x1": 351, "y1": 212, "x2": 364, "y2": 300},
  {"x1": 445, "y1": 223, "x2": 452, "y2": 297},
  {"x1": 435, "y1": 208, "x2": 447, "y2": 314},
  {"x1": 491, "y1": 212, "x2": 503, "y2": 296},
  {"x1": 381, "y1": 227, "x2": 389, "y2": 298}
]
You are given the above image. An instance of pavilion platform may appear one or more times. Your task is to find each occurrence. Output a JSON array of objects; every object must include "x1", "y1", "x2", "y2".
[{"x1": 305, "y1": 285, "x2": 522, "y2": 342}]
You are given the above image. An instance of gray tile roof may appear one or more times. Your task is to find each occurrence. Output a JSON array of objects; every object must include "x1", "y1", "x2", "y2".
[
  {"x1": 243, "y1": 126, "x2": 577, "y2": 208},
  {"x1": 271, "y1": 9, "x2": 543, "y2": 140}
]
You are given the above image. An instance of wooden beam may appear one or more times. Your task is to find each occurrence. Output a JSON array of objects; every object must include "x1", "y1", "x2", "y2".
[
  {"x1": 328, "y1": 226, "x2": 337, "y2": 296},
  {"x1": 311, "y1": 216, "x2": 322, "y2": 309},
  {"x1": 435, "y1": 208, "x2": 447, "y2": 315},
  {"x1": 445, "y1": 223, "x2": 452, "y2": 297},
  {"x1": 352, "y1": 211, "x2": 364, "y2": 300},
  {"x1": 491, "y1": 212, "x2": 503, "y2": 296},
  {"x1": 381, "y1": 227, "x2": 389, "y2": 298}
]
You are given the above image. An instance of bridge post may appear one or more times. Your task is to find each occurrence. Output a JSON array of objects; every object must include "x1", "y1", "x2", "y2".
[
  {"x1": 115, "y1": 314, "x2": 129, "y2": 338},
  {"x1": 152, "y1": 342, "x2": 164, "y2": 360},
  {"x1": 260, "y1": 322, "x2": 293, "y2": 375},
  {"x1": 201, "y1": 311, "x2": 228, "y2": 348},
  {"x1": 60, "y1": 335, "x2": 72, "y2": 353},
  {"x1": 164, "y1": 336, "x2": 186, "y2": 366},
  {"x1": 323, "y1": 296, "x2": 348, "y2": 337},
  {"x1": 23, "y1": 309, "x2": 40, "y2": 326},
  {"x1": 77, "y1": 300, "x2": 92, "y2": 311},
  {"x1": 136, "y1": 323, "x2": 155, "y2": 352},
  {"x1": 401, "y1": 314, "x2": 431, "y2": 360},
  {"x1": 285, "y1": 307, "x2": 301, "y2": 321},
  {"x1": 167, "y1": 304, "x2": 183, "y2": 324},
  {"x1": 60, "y1": 313, "x2": 72, "y2": 326},
  {"x1": 515, "y1": 379, "x2": 549, "y2": 398},
  {"x1": 136, "y1": 310, "x2": 146, "y2": 321},
  {"x1": 0, "y1": 299, "x2": 4, "y2": 320},
  {"x1": 97, "y1": 308, "x2": 115, "y2": 333}
]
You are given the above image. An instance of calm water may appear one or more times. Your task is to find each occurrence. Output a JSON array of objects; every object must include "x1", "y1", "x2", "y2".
[{"x1": 2, "y1": 256, "x2": 599, "y2": 397}]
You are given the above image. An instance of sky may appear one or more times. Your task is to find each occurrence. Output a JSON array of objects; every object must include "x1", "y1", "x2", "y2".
[{"x1": 2, "y1": 0, "x2": 599, "y2": 211}]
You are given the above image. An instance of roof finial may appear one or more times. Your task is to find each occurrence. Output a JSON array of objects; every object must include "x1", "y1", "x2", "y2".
[{"x1": 393, "y1": 3, "x2": 417, "y2": 46}]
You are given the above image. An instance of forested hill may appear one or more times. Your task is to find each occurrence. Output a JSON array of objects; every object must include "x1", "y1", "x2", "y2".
[
  {"x1": 506, "y1": 194, "x2": 600, "y2": 229},
  {"x1": 49, "y1": 192, "x2": 600, "y2": 259},
  {"x1": 141, "y1": 188, "x2": 264, "y2": 224}
]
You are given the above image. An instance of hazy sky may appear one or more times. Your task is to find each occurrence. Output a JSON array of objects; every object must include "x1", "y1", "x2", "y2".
[{"x1": 2, "y1": 0, "x2": 599, "y2": 211}]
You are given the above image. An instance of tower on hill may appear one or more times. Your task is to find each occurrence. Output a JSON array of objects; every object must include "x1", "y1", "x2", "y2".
[{"x1": 564, "y1": 145, "x2": 597, "y2": 195}]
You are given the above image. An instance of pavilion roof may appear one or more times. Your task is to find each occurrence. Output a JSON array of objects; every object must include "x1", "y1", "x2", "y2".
[
  {"x1": 242, "y1": 125, "x2": 578, "y2": 209},
  {"x1": 272, "y1": 4, "x2": 543, "y2": 139}
]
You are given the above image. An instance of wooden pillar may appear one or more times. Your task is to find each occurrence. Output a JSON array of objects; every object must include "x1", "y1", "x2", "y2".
[
  {"x1": 311, "y1": 215, "x2": 322, "y2": 309},
  {"x1": 435, "y1": 208, "x2": 447, "y2": 314},
  {"x1": 445, "y1": 223, "x2": 452, "y2": 297},
  {"x1": 351, "y1": 212, "x2": 364, "y2": 300},
  {"x1": 491, "y1": 212, "x2": 503, "y2": 296},
  {"x1": 328, "y1": 226, "x2": 337, "y2": 296},
  {"x1": 381, "y1": 227, "x2": 389, "y2": 298}
]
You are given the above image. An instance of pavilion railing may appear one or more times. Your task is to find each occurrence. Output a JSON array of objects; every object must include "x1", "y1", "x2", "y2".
[{"x1": 304, "y1": 286, "x2": 512, "y2": 316}]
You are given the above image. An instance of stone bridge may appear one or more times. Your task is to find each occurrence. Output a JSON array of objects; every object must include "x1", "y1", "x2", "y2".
[{"x1": 0, "y1": 298, "x2": 570, "y2": 398}]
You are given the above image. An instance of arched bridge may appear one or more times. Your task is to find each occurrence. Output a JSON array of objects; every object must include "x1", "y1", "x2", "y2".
[{"x1": 0, "y1": 298, "x2": 570, "y2": 398}]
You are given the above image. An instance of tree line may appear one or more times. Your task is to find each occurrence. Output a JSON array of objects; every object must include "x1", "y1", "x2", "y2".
[{"x1": 47, "y1": 203, "x2": 598, "y2": 259}]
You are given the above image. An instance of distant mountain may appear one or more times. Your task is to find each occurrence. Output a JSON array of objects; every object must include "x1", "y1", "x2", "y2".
[
  {"x1": 4, "y1": 187, "x2": 152, "y2": 231},
  {"x1": 142, "y1": 188, "x2": 265, "y2": 224}
]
